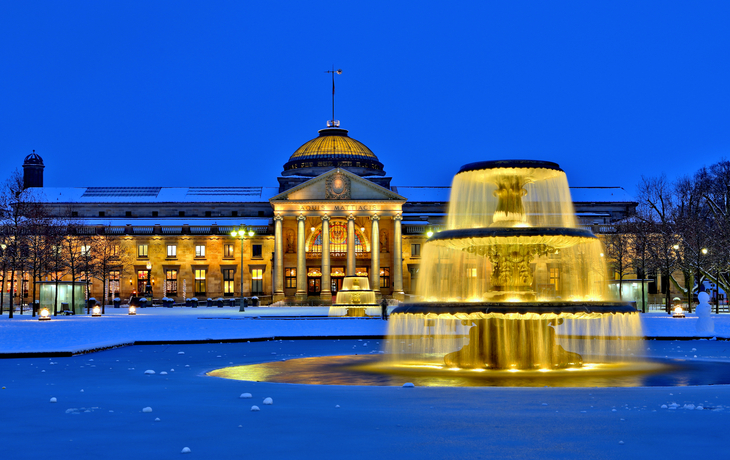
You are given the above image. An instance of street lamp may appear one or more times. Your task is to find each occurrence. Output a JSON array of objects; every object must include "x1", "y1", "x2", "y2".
[
  {"x1": 230, "y1": 228, "x2": 255, "y2": 306},
  {"x1": 145, "y1": 261, "x2": 152, "y2": 297}
]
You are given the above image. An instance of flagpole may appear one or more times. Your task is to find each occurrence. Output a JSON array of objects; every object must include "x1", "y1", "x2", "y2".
[{"x1": 325, "y1": 67, "x2": 342, "y2": 127}]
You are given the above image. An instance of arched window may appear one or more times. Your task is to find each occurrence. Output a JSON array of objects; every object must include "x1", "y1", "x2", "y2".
[{"x1": 309, "y1": 221, "x2": 365, "y2": 255}]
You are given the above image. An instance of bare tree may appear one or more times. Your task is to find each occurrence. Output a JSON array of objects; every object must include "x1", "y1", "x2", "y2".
[
  {"x1": 91, "y1": 231, "x2": 128, "y2": 314},
  {"x1": 0, "y1": 170, "x2": 43, "y2": 318},
  {"x1": 602, "y1": 219, "x2": 634, "y2": 300}
]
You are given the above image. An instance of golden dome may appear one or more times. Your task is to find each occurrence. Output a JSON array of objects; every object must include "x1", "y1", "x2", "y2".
[
  {"x1": 282, "y1": 127, "x2": 385, "y2": 177},
  {"x1": 289, "y1": 128, "x2": 377, "y2": 161}
]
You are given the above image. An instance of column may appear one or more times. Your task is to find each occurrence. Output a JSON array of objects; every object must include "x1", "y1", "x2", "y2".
[
  {"x1": 392, "y1": 213, "x2": 404, "y2": 299},
  {"x1": 370, "y1": 214, "x2": 380, "y2": 295},
  {"x1": 274, "y1": 214, "x2": 284, "y2": 299},
  {"x1": 320, "y1": 214, "x2": 332, "y2": 301},
  {"x1": 296, "y1": 214, "x2": 307, "y2": 300},
  {"x1": 346, "y1": 214, "x2": 356, "y2": 276}
]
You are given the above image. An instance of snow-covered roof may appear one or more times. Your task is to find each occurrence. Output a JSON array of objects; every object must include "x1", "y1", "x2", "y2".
[
  {"x1": 569, "y1": 187, "x2": 636, "y2": 203},
  {"x1": 393, "y1": 186, "x2": 451, "y2": 202},
  {"x1": 34, "y1": 187, "x2": 280, "y2": 204},
  {"x1": 394, "y1": 186, "x2": 635, "y2": 204}
]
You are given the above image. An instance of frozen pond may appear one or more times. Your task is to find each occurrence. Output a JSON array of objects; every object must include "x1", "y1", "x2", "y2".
[{"x1": 2, "y1": 338, "x2": 730, "y2": 459}]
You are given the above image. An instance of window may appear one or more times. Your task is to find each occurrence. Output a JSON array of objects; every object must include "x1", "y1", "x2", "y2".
[
  {"x1": 223, "y1": 269, "x2": 235, "y2": 296},
  {"x1": 380, "y1": 267, "x2": 390, "y2": 289},
  {"x1": 466, "y1": 267, "x2": 477, "y2": 278},
  {"x1": 285, "y1": 268, "x2": 297, "y2": 288},
  {"x1": 167, "y1": 245, "x2": 177, "y2": 258},
  {"x1": 81, "y1": 245, "x2": 91, "y2": 257},
  {"x1": 138, "y1": 244, "x2": 149, "y2": 258},
  {"x1": 194, "y1": 269, "x2": 206, "y2": 295},
  {"x1": 195, "y1": 245, "x2": 206, "y2": 258},
  {"x1": 411, "y1": 244, "x2": 421, "y2": 258},
  {"x1": 165, "y1": 270, "x2": 178, "y2": 296},
  {"x1": 223, "y1": 244, "x2": 234, "y2": 258},
  {"x1": 109, "y1": 270, "x2": 120, "y2": 296},
  {"x1": 111, "y1": 244, "x2": 120, "y2": 257},
  {"x1": 137, "y1": 270, "x2": 150, "y2": 294},
  {"x1": 251, "y1": 269, "x2": 263, "y2": 295},
  {"x1": 179, "y1": 211, "x2": 185, "y2": 217},
  {"x1": 549, "y1": 267, "x2": 560, "y2": 292},
  {"x1": 252, "y1": 244, "x2": 262, "y2": 259},
  {"x1": 205, "y1": 211, "x2": 212, "y2": 217},
  {"x1": 231, "y1": 211, "x2": 238, "y2": 217},
  {"x1": 71, "y1": 211, "x2": 78, "y2": 217},
  {"x1": 152, "y1": 211, "x2": 158, "y2": 217},
  {"x1": 99, "y1": 211, "x2": 105, "y2": 217},
  {"x1": 258, "y1": 211, "x2": 264, "y2": 217},
  {"x1": 126, "y1": 211, "x2": 132, "y2": 217},
  {"x1": 310, "y1": 222, "x2": 365, "y2": 255}
]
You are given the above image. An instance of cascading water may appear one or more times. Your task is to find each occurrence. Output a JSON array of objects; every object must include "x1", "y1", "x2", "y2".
[{"x1": 387, "y1": 160, "x2": 644, "y2": 371}]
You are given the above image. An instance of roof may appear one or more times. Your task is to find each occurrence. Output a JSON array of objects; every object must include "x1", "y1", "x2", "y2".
[
  {"x1": 30, "y1": 185, "x2": 636, "y2": 205},
  {"x1": 569, "y1": 187, "x2": 636, "y2": 203},
  {"x1": 34, "y1": 187, "x2": 280, "y2": 204},
  {"x1": 394, "y1": 186, "x2": 636, "y2": 204},
  {"x1": 289, "y1": 128, "x2": 378, "y2": 162}
]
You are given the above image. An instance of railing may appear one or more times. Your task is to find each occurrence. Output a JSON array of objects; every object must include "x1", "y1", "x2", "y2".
[{"x1": 306, "y1": 251, "x2": 371, "y2": 259}]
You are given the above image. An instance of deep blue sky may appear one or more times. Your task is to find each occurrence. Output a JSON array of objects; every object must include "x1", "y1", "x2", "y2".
[{"x1": 2, "y1": 1, "x2": 729, "y2": 195}]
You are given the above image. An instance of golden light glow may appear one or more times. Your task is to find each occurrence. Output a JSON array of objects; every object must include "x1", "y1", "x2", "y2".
[
  {"x1": 92, "y1": 306, "x2": 101, "y2": 316},
  {"x1": 128, "y1": 306, "x2": 137, "y2": 315},
  {"x1": 39, "y1": 308, "x2": 51, "y2": 321}
]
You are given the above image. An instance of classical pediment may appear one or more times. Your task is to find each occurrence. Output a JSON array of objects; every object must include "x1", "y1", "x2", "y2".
[{"x1": 270, "y1": 168, "x2": 405, "y2": 203}]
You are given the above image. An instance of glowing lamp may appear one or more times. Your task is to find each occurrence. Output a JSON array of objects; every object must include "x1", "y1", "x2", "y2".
[
  {"x1": 230, "y1": 231, "x2": 237, "y2": 237},
  {"x1": 38, "y1": 308, "x2": 51, "y2": 321},
  {"x1": 360, "y1": 227, "x2": 365, "y2": 232},
  {"x1": 672, "y1": 306, "x2": 685, "y2": 318},
  {"x1": 248, "y1": 230, "x2": 254, "y2": 237},
  {"x1": 92, "y1": 305, "x2": 101, "y2": 317},
  {"x1": 702, "y1": 248, "x2": 708, "y2": 255},
  {"x1": 146, "y1": 261, "x2": 152, "y2": 270},
  {"x1": 426, "y1": 230, "x2": 434, "y2": 238},
  {"x1": 673, "y1": 244, "x2": 680, "y2": 250},
  {"x1": 128, "y1": 306, "x2": 137, "y2": 315}
]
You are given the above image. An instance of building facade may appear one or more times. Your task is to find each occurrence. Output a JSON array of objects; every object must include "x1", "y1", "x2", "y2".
[{"x1": 19, "y1": 124, "x2": 638, "y2": 304}]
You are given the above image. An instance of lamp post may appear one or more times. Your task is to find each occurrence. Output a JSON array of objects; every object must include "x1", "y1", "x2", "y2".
[{"x1": 230, "y1": 228, "x2": 255, "y2": 306}]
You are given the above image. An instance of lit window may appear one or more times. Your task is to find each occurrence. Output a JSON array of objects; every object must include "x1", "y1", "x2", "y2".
[
  {"x1": 194, "y1": 269, "x2": 206, "y2": 295},
  {"x1": 411, "y1": 244, "x2": 421, "y2": 257},
  {"x1": 81, "y1": 245, "x2": 91, "y2": 257},
  {"x1": 285, "y1": 268, "x2": 297, "y2": 288},
  {"x1": 108, "y1": 270, "x2": 120, "y2": 296},
  {"x1": 165, "y1": 270, "x2": 178, "y2": 295},
  {"x1": 466, "y1": 267, "x2": 477, "y2": 278},
  {"x1": 380, "y1": 267, "x2": 390, "y2": 288},
  {"x1": 167, "y1": 245, "x2": 177, "y2": 258},
  {"x1": 549, "y1": 267, "x2": 560, "y2": 292},
  {"x1": 195, "y1": 245, "x2": 206, "y2": 258},
  {"x1": 138, "y1": 244, "x2": 148, "y2": 258},
  {"x1": 251, "y1": 269, "x2": 263, "y2": 295},
  {"x1": 224, "y1": 244, "x2": 234, "y2": 258},
  {"x1": 223, "y1": 269, "x2": 235, "y2": 296},
  {"x1": 309, "y1": 222, "x2": 365, "y2": 255}
]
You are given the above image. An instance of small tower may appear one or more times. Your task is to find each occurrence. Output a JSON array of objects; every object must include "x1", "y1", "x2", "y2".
[{"x1": 23, "y1": 150, "x2": 45, "y2": 188}]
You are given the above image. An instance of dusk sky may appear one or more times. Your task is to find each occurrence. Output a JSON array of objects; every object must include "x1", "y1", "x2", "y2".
[{"x1": 2, "y1": 1, "x2": 729, "y2": 195}]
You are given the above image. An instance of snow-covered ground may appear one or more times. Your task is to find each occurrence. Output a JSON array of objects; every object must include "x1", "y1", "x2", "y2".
[
  {"x1": 0, "y1": 307, "x2": 728, "y2": 355},
  {"x1": 2, "y1": 309, "x2": 730, "y2": 459}
]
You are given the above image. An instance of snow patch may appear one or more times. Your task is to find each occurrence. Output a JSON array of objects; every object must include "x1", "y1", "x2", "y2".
[{"x1": 142, "y1": 407, "x2": 152, "y2": 413}]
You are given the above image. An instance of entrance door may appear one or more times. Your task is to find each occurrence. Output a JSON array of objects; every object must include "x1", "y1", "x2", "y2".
[
  {"x1": 308, "y1": 277, "x2": 321, "y2": 295},
  {"x1": 331, "y1": 277, "x2": 344, "y2": 296}
]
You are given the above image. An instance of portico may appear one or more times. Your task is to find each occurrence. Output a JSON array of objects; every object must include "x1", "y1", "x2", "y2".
[{"x1": 270, "y1": 168, "x2": 405, "y2": 303}]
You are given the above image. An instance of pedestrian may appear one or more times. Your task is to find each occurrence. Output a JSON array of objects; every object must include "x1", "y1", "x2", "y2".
[{"x1": 380, "y1": 297, "x2": 389, "y2": 320}]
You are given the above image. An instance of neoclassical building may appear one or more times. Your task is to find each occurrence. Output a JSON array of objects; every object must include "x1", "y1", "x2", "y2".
[{"x1": 21, "y1": 124, "x2": 637, "y2": 304}]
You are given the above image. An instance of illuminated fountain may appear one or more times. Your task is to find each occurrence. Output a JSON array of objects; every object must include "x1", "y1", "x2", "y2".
[
  {"x1": 388, "y1": 160, "x2": 643, "y2": 371},
  {"x1": 328, "y1": 276, "x2": 380, "y2": 317}
]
